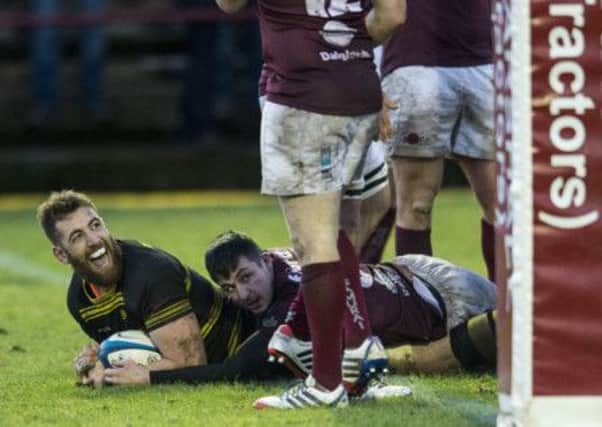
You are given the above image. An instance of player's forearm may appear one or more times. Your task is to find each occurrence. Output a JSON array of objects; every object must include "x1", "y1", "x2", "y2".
[
  {"x1": 149, "y1": 313, "x2": 207, "y2": 369},
  {"x1": 215, "y1": 0, "x2": 247, "y2": 14},
  {"x1": 365, "y1": 0, "x2": 406, "y2": 44},
  {"x1": 150, "y1": 331, "x2": 289, "y2": 385},
  {"x1": 150, "y1": 362, "x2": 229, "y2": 384},
  {"x1": 147, "y1": 357, "x2": 199, "y2": 371}
]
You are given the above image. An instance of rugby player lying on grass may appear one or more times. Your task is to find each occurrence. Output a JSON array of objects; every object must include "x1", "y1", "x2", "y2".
[
  {"x1": 37, "y1": 191, "x2": 283, "y2": 388},
  {"x1": 105, "y1": 231, "x2": 498, "y2": 387}
]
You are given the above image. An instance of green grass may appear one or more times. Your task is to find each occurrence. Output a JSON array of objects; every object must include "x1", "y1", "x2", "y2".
[{"x1": 0, "y1": 190, "x2": 496, "y2": 426}]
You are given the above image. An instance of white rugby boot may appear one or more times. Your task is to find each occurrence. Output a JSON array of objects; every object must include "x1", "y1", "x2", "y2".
[
  {"x1": 354, "y1": 380, "x2": 412, "y2": 402},
  {"x1": 342, "y1": 335, "x2": 389, "y2": 396},
  {"x1": 253, "y1": 375, "x2": 348, "y2": 410},
  {"x1": 267, "y1": 324, "x2": 312, "y2": 379}
]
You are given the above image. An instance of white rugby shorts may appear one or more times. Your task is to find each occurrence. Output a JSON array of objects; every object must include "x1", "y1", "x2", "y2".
[
  {"x1": 260, "y1": 101, "x2": 378, "y2": 196},
  {"x1": 343, "y1": 141, "x2": 389, "y2": 201},
  {"x1": 381, "y1": 64, "x2": 494, "y2": 160}
]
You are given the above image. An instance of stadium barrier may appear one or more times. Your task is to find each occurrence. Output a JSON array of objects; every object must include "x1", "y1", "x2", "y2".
[{"x1": 494, "y1": 1, "x2": 602, "y2": 425}]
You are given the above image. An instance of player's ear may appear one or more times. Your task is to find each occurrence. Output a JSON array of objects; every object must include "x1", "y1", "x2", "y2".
[{"x1": 53, "y1": 246, "x2": 69, "y2": 264}]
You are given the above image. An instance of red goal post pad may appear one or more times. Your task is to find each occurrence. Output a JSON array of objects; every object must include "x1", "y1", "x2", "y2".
[{"x1": 494, "y1": 0, "x2": 602, "y2": 425}]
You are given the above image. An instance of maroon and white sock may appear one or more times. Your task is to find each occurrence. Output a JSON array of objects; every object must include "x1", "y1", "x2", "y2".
[
  {"x1": 395, "y1": 226, "x2": 433, "y2": 256},
  {"x1": 284, "y1": 288, "x2": 311, "y2": 341},
  {"x1": 481, "y1": 218, "x2": 496, "y2": 282},
  {"x1": 359, "y1": 207, "x2": 396, "y2": 264},
  {"x1": 301, "y1": 261, "x2": 345, "y2": 390},
  {"x1": 338, "y1": 230, "x2": 372, "y2": 348}
]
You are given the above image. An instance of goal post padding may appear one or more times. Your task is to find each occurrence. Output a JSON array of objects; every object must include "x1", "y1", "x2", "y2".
[{"x1": 494, "y1": 1, "x2": 602, "y2": 425}]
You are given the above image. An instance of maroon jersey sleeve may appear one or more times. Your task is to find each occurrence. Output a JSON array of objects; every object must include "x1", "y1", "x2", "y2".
[
  {"x1": 361, "y1": 264, "x2": 446, "y2": 345},
  {"x1": 381, "y1": 0, "x2": 493, "y2": 76},
  {"x1": 258, "y1": 0, "x2": 381, "y2": 115}
]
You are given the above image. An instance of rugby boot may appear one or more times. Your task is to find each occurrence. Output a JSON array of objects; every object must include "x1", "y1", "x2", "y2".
[
  {"x1": 353, "y1": 379, "x2": 412, "y2": 402},
  {"x1": 342, "y1": 335, "x2": 389, "y2": 396},
  {"x1": 253, "y1": 375, "x2": 348, "y2": 409},
  {"x1": 267, "y1": 324, "x2": 312, "y2": 379}
]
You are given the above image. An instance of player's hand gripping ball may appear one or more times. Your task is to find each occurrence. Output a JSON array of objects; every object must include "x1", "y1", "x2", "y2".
[{"x1": 98, "y1": 330, "x2": 162, "y2": 368}]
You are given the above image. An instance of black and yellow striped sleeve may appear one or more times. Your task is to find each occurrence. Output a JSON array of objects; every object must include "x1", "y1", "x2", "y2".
[
  {"x1": 140, "y1": 256, "x2": 195, "y2": 332},
  {"x1": 144, "y1": 299, "x2": 193, "y2": 331}
]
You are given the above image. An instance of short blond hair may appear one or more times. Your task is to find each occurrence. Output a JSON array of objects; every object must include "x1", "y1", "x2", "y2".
[{"x1": 37, "y1": 190, "x2": 97, "y2": 244}]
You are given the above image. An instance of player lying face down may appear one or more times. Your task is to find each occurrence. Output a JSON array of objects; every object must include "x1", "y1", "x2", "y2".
[
  {"x1": 37, "y1": 191, "x2": 223, "y2": 387},
  {"x1": 205, "y1": 231, "x2": 498, "y2": 376},
  {"x1": 204, "y1": 232, "x2": 277, "y2": 315},
  {"x1": 104, "y1": 231, "x2": 497, "y2": 387}
]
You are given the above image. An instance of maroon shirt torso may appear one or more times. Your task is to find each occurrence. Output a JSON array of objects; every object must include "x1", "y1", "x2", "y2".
[
  {"x1": 381, "y1": 0, "x2": 493, "y2": 77},
  {"x1": 257, "y1": 0, "x2": 381, "y2": 115},
  {"x1": 267, "y1": 250, "x2": 445, "y2": 345},
  {"x1": 360, "y1": 263, "x2": 446, "y2": 345}
]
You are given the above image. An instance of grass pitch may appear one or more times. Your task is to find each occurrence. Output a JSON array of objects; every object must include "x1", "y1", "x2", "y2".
[{"x1": 0, "y1": 190, "x2": 497, "y2": 426}]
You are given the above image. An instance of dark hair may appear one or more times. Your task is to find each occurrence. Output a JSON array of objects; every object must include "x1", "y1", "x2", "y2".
[
  {"x1": 36, "y1": 190, "x2": 97, "y2": 244},
  {"x1": 205, "y1": 230, "x2": 263, "y2": 283}
]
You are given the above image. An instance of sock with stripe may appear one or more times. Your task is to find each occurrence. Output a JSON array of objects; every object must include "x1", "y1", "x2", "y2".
[
  {"x1": 301, "y1": 261, "x2": 345, "y2": 391},
  {"x1": 337, "y1": 229, "x2": 372, "y2": 348},
  {"x1": 285, "y1": 288, "x2": 311, "y2": 341}
]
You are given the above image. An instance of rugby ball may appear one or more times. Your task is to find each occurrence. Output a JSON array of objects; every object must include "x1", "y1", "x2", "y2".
[{"x1": 98, "y1": 330, "x2": 162, "y2": 368}]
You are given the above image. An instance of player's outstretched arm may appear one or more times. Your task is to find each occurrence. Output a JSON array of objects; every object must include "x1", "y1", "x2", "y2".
[
  {"x1": 365, "y1": 0, "x2": 406, "y2": 44},
  {"x1": 147, "y1": 313, "x2": 207, "y2": 370},
  {"x1": 105, "y1": 329, "x2": 290, "y2": 386},
  {"x1": 215, "y1": 0, "x2": 247, "y2": 14}
]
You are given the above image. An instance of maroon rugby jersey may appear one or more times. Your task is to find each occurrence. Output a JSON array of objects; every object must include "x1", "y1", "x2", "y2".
[
  {"x1": 257, "y1": 0, "x2": 381, "y2": 115},
  {"x1": 381, "y1": 0, "x2": 493, "y2": 77},
  {"x1": 359, "y1": 263, "x2": 446, "y2": 345},
  {"x1": 258, "y1": 62, "x2": 273, "y2": 98},
  {"x1": 261, "y1": 250, "x2": 303, "y2": 327},
  {"x1": 268, "y1": 250, "x2": 446, "y2": 345}
]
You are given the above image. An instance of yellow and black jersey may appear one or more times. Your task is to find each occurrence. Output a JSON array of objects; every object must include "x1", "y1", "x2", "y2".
[{"x1": 67, "y1": 240, "x2": 257, "y2": 364}]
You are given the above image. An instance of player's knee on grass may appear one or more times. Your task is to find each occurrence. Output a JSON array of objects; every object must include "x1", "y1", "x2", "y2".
[{"x1": 449, "y1": 310, "x2": 497, "y2": 372}]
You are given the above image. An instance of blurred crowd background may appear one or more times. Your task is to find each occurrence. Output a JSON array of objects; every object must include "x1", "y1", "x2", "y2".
[
  {"x1": 0, "y1": 0, "x2": 262, "y2": 146},
  {"x1": 0, "y1": 1, "x2": 467, "y2": 193}
]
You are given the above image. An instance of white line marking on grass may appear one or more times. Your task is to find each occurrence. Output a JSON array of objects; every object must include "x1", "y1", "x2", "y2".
[{"x1": 0, "y1": 251, "x2": 67, "y2": 286}]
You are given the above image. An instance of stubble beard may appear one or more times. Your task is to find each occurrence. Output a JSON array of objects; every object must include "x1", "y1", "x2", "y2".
[{"x1": 69, "y1": 236, "x2": 123, "y2": 288}]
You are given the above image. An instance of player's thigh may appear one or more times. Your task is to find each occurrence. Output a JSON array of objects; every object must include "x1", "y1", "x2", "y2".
[
  {"x1": 279, "y1": 192, "x2": 342, "y2": 265},
  {"x1": 445, "y1": 65, "x2": 495, "y2": 160},
  {"x1": 381, "y1": 66, "x2": 458, "y2": 158},
  {"x1": 343, "y1": 142, "x2": 390, "y2": 246},
  {"x1": 339, "y1": 197, "x2": 363, "y2": 247},
  {"x1": 260, "y1": 101, "x2": 376, "y2": 196},
  {"x1": 344, "y1": 141, "x2": 388, "y2": 201}
]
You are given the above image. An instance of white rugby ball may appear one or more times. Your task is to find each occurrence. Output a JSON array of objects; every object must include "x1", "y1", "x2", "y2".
[{"x1": 98, "y1": 330, "x2": 162, "y2": 368}]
